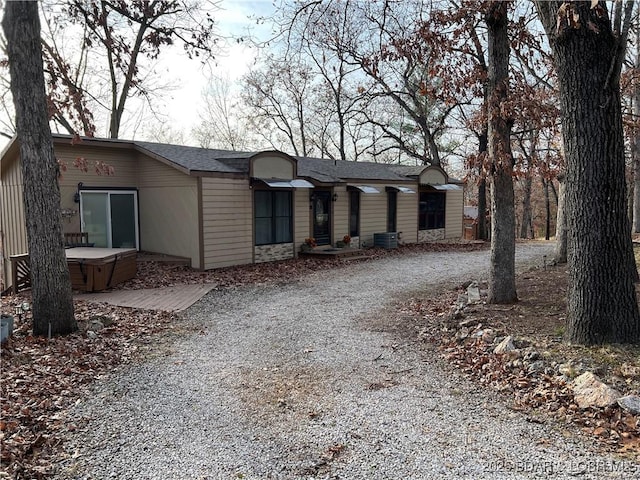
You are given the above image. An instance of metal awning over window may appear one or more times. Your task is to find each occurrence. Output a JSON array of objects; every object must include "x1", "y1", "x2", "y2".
[
  {"x1": 348, "y1": 185, "x2": 381, "y2": 194},
  {"x1": 387, "y1": 186, "x2": 416, "y2": 194},
  {"x1": 254, "y1": 178, "x2": 314, "y2": 188},
  {"x1": 427, "y1": 184, "x2": 463, "y2": 191}
]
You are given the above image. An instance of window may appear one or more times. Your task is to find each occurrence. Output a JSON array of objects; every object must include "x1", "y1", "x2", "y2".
[
  {"x1": 255, "y1": 190, "x2": 292, "y2": 245},
  {"x1": 80, "y1": 190, "x2": 139, "y2": 248},
  {"x1": 419, "y1": 191, "x2": 445, "y2": 230},
  {"x1": 387, "y1": 190, "x2": 397, "y2": 232},
  {"x1": 349, "y1": 190, "x2": 360, "y2": 237}
]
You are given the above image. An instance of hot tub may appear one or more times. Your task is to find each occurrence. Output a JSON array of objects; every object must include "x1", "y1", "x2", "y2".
[{"x1": 65, "y1": 247, "x2": 137, "y2": 292}]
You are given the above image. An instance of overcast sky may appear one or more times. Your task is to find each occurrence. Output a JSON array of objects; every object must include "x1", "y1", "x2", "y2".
[
  {"x1": 153, "y1": 0, "x2": 276, "y2": 142},
  {"x1": 0, "y1": 0, "x2": 278, "y2": 152}
]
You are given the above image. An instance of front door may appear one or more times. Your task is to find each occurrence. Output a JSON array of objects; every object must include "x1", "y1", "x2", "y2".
[
  {"x1": 80, "y1": 190, "x2": 139, "y2": 248},
  {"x1": 312, "y1": 191, "x2": 331, "y2": 246}
]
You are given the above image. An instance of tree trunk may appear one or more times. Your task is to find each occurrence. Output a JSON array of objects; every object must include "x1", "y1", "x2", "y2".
[
  {"x1": 554, "y1": 172, "x2": 567, "y2": 264},
  {"x1": 633, "y1": 114, "x2": 640, "y2": 232},
  {"x1": 520, "y1": 175, "x2": 533, "y2": 239},
  {"x1": 543, "y1": 177, "x2": 551, "y2": 240},
  {"x1": 477, "y1": 131, "x2": 488, "y2": 241},
  {"x1": 633, "y1": 18, "x2": 640, "y2": 234},
  {"x1": 541, "y1": 2, "x2": 639, "y2": 344},
  {"x1": 486, "y1": 2, "x2": 517, "y2": 304},
  {"x1": 3, "y1": 1, "x2": 76, "y2": 335}
]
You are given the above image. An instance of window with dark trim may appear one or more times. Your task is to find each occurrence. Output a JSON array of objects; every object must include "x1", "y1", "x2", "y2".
[
  {"x1": 254, "y1": 190, "x2": 292, "y2": 245},
  {"x1": 419, "y1": 191, "x2": 445, "y2": 230},
  {"x1": 387, "y1": 190, "x2": 397, "y2": 232},
  {"x1": 349, "y1": 190, "x2": 360, "y2": 237}
]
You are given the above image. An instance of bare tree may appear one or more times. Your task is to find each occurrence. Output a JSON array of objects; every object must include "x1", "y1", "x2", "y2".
[
  {"x1": 194, "y1": 76, "x2": 252, "y2": 150},
  {"x1": 242, "y1": 56, "x2": 317, "y2": 156},
  {"x1": 36, "y1": 0, "x2": 220, "y2": 139},
  {"x1": 486, "y1": 1, "x2": 517, "y2": 304}
]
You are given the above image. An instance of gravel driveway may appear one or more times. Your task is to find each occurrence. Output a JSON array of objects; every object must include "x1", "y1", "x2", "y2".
[{"x1": 59, "y1": 242, "x2": 639, "y2": 479}]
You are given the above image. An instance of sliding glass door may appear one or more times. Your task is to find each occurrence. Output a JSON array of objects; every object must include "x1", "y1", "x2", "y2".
[{"x1": 80, "y1": 190, "x2": 139, "y2": 249}]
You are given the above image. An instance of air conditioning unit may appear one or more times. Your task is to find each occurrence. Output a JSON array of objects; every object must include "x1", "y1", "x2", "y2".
[{"x1": 373, "y1": 232, "x2": 398, "y2": 249}]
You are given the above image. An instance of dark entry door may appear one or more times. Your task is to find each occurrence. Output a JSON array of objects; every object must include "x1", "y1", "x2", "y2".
[{"x1": 313, "y1": 191, "x2": 331, "y2": 245}]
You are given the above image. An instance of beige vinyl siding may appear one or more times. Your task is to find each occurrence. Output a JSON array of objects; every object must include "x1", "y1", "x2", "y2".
[
  {"x1": 419, "y1": 168, "x2": 447, "y2": 185},
  {"x1": 139, "y1": 186, "x2": 198, "y2": 264},
  {"x1": 332, "y1": 186, "x2": 348, "y2": 245},
  {"x1": 396, "y1": 191, "x2": 418, "y2": 244},
  {"x1": 57, "y1": 144, "x2": 139, "y2": 234},
  {"x1": 0, "y1": 154, "x2": 27, "y2": 290},
  {"x1": 201, "y1": 177, "x2": 253, "y2": 269},
  {"x1": 252, "y1": 155, "x2": 294, "y2": 179},
  {"x1": 137, "y1": 155, "x2": 199, "y2": 266},
  {"x1": 445, "y1": 187, "x2": 464, "y2": 239},
  {"x1": 359, "y1": 190, "x2": 387, "y2": 247},
  {"x1": 137, "y1": 154, "x2": 193, "y2": 188},
  {"x1": 294, "y1": 188, "x2": 310, "y2": 252}
]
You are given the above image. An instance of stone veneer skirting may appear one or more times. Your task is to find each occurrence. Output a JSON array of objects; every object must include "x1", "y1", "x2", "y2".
[
  {"x1": 418, "y1": 229, "x2": 445, "y2": 242},
  {"x1": 254, "y1": 243, "x2": 294, "y2": 263}
]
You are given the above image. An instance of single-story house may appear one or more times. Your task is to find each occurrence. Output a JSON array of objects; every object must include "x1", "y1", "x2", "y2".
[{"x1": 0, "y1": 134, "x2": 464, "y2": 291}]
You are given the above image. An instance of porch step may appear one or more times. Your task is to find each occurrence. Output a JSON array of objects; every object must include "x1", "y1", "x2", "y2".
[{"x1": 300, "y1": 247, "x2": 365, "y2": 260}]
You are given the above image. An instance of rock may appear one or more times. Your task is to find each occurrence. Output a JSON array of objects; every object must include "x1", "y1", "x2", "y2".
[
  {"x1": 524, "y1": 350, "x2": 541, "y2": 362},
  {"x1": 466, "y1": 284, "x2": 481, "y2": 304},
  {"x1": 456, "y1": 293, "x2": 467, "y2": 308},
  {"x1": 88, "y1": 319, "x2": 105, "y2": 331},
  {"x1": 87, "y1": 330, "x2": 98, "y2": 339},
  {"x1": 617, "y1": 395, "x2": 640, "y2": 415},
  {"x1": 458, "y1": 318, "x2": 478, "y2": 328},
  {"x1": 572, "y1": 372, "x2": 622, "y2": 409},
  {"x1": 619, "y1": 363, "x2": 640, "y2": 378},
  {"x1": 494, "y1": 335, "x2": 516, "y2": 354},
  {"x1": 528, "y1": 360, "x2": 545, "y2": 373},
  {"x1": 481, "y1": 329, "x2": 496, "y2": 344},
  {"x1": 455, "y1": 328, "x2": 470, "y2": 341}
]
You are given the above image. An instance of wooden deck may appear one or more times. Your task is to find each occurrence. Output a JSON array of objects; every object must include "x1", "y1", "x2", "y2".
[{"x1": 74, "y1": 283, "x2": 216, "y2": 312}]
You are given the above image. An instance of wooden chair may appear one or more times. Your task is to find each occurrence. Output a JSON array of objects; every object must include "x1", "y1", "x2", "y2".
[
  {"x1": 10, "y1": 254, "x2": 30, "y2": 294},
  {"x1": 64, "y1": 232, "x2": 91, "y2": 247}
]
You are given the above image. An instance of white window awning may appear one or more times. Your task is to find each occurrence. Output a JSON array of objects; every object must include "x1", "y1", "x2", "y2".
[
  {"x1": 428, "y1": 184, "x2": 462, "y2": 191},
  {"x1": 349, "y1": 185, "x2": 381, "y2": 194},
  {"x1": 290, "y1": 179, "x2": 314, "y2": 188},
  {"x1": 255, "y1": 178, "x2": 314, "y2": 188},
  {"x1": 388, "y1": 186, "x2": 416, "y2": 194}
]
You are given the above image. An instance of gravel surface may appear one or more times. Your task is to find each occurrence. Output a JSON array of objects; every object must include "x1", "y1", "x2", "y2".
[{"x1": 58, "y1": 242, "x2": 639, "y2": 479}]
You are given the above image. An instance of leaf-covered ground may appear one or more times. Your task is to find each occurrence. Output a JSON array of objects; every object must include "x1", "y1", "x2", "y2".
[
  {"x1": 1, "y1": 241, "x2": 638, "y2": 478},
  {"x1": 401, "y1": 264, "x2": 640, "y2": 461}
]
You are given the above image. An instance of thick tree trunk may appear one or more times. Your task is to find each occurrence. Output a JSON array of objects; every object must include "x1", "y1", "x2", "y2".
[
  {"x1": 554, "y1": 173, "x2": 567, "y2": 264},
  {"x1": 477, "y1": 178, "x2": 488, "y2": 240},
  {"x1": 633, "y1": 20, "x2": 640, "y2": 234},
  {"x1": 3, "y1": 2, "x2": 76, "y2": 335},
  {"x1": 486, "y1": 2, "x2": 517, "y2": 304},
  {"x1": 633, "y1": 118, "x2": 640, "y2": 233},
  {"x1": 545, "y1": 3, "x2": 639, "y2": 344}
]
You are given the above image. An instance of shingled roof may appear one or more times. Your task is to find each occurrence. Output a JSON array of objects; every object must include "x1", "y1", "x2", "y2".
[
  {"x1": 133, "y1": 140, "x2": 414, "y2": 184},
  {"x1": 20, "y1": 134, "x2": 432, "y2": 184},
  {"x1": 134, "y1": 141, "x2": 252, "y2": 174}
]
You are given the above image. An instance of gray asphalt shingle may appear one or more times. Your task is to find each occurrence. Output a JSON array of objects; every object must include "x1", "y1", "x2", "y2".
[{"x1": 130, "y1": 139, "x2": 422, "y2": 183}]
